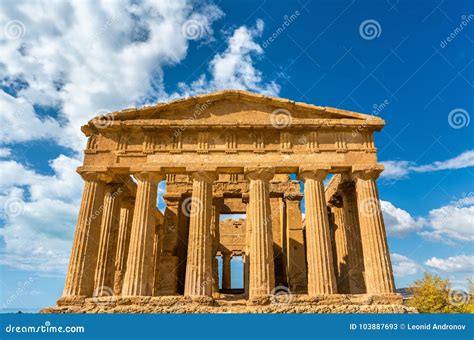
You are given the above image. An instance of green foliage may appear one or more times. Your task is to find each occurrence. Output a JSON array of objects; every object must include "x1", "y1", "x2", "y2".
[{"x1": 407, "y1": 273, "x2": 472, "y2": 313}]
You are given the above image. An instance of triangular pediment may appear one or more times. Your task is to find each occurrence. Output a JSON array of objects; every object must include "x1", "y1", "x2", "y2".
[{"x1": 85, "y1": 90, "x2": 384, "y2": 131}]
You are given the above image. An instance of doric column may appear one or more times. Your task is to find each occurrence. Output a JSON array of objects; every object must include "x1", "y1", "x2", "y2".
[
  {"x1": 211, "y1": 198, "x2": 222, "y2": 297},
  {"x1": 245, "y1": 167, "x2": 275, "y2": 298},
  {"x1": 284, "y1": 191, "x2": 307, "y2": 293},
  {"x1": 352, "y1": 168, "x2": 395, "y2": 294},
  {"x1": 62, "y1": 172, "x2": 110, "y2": 297},
  {"x1": 222, "y1": 252, "x2": 232, "y2": 290},
  {"x1": 184, "y1": 171, "x2": 217, "y2": 297},
  {"x1": 113, "y1": 197, "x2": 134, "y2": 295},
  {"x1": 122, "y1": 172, "x2": 163, "y2": 296},
  {"x1": 330, "y1": 199, "x2": 350, "y2": 293},
  {"x1": 299, "y1": 168, "x2": 337, "y2": 295},
  {"x1": 94, "y1": 183, "x2": 123, "y2": 296},
  {"x1": 340, "y1": 181, "x2": 366, "y2": 294}
]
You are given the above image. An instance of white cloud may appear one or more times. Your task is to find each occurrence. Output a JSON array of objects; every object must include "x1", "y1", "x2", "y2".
[
  {"x1": 0, "y1": 1, "x2": 283, "y2": 275},
  {"x1": 0, "y1": 148, "x2": 11, "y2": 158},
  {"x1": 425, "y1": 255, "x2": 474, "y2": 273},
  {"x1": 177, "y1": 19, "x2": 280, "y2": 96},
  {"x1": 381, "y1": 200, "x2": 426, "y2": 236},
  {"x1": 381, "y1": 150, "x2": 474, "y2": 180},
  {"x1": 0, "y1": 0, "x2": 224, "y2": 151},
  {"x1": 391, "y1": 253, "x2": 422, "y2": 277},
  {"x1": 0, "y1": 155, "x2": 82, "y2": 273},
  {"x1": 420, "y1": 197, "x2": 474, "y2": 243}
]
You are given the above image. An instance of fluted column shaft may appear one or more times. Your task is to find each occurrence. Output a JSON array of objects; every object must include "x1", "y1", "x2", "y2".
[
  {"x1": 184, "y1": 171, "x2": 217, "y2": 297},
  {"x1": 246, "y1": 167, "x2": 275, "y2": 298},
  {"x1": 353, "y1": 169, "x2": 395, "y2": 294},
  {"x1": 63, "y1": 172, "x2": 108, "y2": 297},
  {"x1": 94, "y1": 184, "x2": 123, "y2": 295},
  {"x1": 300, "y1": 169, "x2": 337, "y2": 295},
  {"x1": 114, "y1": 197, "x2": 134, "y2": 295},
  {"x1": 222, "y1": 253, "x2": 232, "y2": 289},
  {"x1": 122, "y1": 172, "x2": 162, "y2": 296},
  {"x1": 332, "y1": 204, "x2": 350, "y2": 293},
  {"x1": 340, "y1": 182, "x2": 366, "y2": 294}
]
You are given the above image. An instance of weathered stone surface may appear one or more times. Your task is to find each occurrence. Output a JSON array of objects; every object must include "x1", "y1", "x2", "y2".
[{"x1": 48, "y1": 90, "x2": 404, "y2": 313}]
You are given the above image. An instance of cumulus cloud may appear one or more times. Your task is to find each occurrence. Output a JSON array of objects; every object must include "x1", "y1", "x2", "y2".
[
  {"x1": 391, "y1": 253, "x2": 422, "y2": 277},
  {"x1": 425, "y1": 255, "x2": 474, "y2": 273},
  {"x1": 0, "y1": 0, "x2": 224, "y2": 152},
  {"x1": 381, "y1": 150, "x2": 474, "y2": 180},
  {"x1": 381, "y1": 200, "x2": 426, "y2": 236},
  {"x1": 420, "y1": 196, "x2": 474, "y2": 243},
  {"x1": 177, "y1": 19, "x2": 280, "y2": 96},
  {"x1": 0, "y1": 156, "x2": 82, "y2": 272},
  {"x1": 0, "y1": 1, "x2": 283, "y2": 275}
]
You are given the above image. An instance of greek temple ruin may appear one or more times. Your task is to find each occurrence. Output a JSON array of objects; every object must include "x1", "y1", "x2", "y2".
[{"x1": 43, "y1": 90, "x2": 414, "y2": 313}]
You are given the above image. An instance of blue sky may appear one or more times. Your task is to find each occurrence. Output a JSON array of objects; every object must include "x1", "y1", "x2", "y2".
[{"x1": 0, "y1": 0, "x2": 473, "y2": 311}]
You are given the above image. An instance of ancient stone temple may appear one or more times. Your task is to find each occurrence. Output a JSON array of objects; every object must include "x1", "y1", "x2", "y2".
[{"x1": 43, "y1": 90, "x2": 414, "y2": 313}]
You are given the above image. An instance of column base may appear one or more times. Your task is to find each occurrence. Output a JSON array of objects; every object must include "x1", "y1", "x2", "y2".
[{"x1": 42, "y1": 293, "x2": 416, "y2": 314}]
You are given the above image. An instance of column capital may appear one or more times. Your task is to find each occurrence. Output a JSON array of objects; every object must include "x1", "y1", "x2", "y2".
[
  {"x1": 244, "y1": 167, "x2": 275, "y2": 182},
  {"x1": 298, "y1": 166, "x2": 330, "y2": 182},
  {"x1": 189, "y1": 171, "x2": 218, "y2": 183},
  {"x1": 351, "y1": 165, "x2": 384, "y2": 181},
  {"x1": 133, "y1": 171, "x2": 163, "y2": 183},
  {"x1": 79, "y1": 171, "x2": 113, "y2": 183}
]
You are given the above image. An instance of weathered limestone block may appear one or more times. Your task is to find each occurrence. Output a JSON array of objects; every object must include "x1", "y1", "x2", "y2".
[{"x1": 157, "y1": 255, "x2": 179, "y2": 295}]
